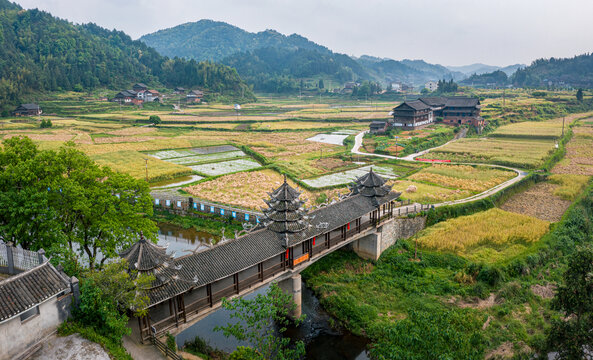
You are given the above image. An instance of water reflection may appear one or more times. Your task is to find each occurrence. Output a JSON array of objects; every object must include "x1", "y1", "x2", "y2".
[{"x1": 157, "y1": 223, "x2": 220, "y2": 258}]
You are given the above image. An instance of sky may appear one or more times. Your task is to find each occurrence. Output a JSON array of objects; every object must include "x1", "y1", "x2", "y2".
[{"x1": 13, "y1": 0, "x2": 593, "y2": 66}]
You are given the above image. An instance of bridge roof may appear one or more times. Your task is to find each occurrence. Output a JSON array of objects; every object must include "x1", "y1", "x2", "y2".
[{"x1": 145, "y1": 191, "x2": 399, "y2": 306}]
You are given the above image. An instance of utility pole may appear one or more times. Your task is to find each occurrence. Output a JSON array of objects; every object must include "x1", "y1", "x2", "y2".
[
  {"x1": 502, "y1": 88, "x2": 506, "y2": 113},
  {"x1": 395, "y1": 136, "x2": 399, "y2": 157},
  {"x1": 562, "y1": 116, "x2": 565, "y2": 137},
  {"x1": 145, "y1": 158, "x2": 149, "y2": 182}
]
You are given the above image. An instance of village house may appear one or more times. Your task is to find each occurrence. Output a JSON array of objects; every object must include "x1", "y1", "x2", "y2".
[
  {"x1": 12, "y1": 104, "x2": 42, "y2": 117},
  {"x1": 174, "y1": 87, "x2": 186, "y2": 94},
  {"x1": 112, "y1": 90, "x2": 137, "y2": 103},
  {"x1": 186, "y1": 89, "x2": 204, "y2": 103},
  {"x1": 0, "y1": 243, "x2": 78, "y2": 360},
  {"x1": 370, "y1": 121, "x2": 388, "y2": 134},
  {"x1": 391, "y1": 100, "x2": 434, "y2": 128},
  {"x1": 132, "y1": 83, "x2": 148, "y2": 93},
  {"x1": 424, "y1": 81, "x2": 438, "y2": 92},
  {"x1": 137, "y1": 89, "x2": 161, "y2": 102},
  {"x1": 384, "y1": 96, "x2": 483, "y2": 131}
]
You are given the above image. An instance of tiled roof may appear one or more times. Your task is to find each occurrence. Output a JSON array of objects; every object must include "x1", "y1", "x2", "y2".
[
  {"x1": 140, "y1": 191, "x2": 399, "y2": 307},
  {"x1": 120, "y1": 238, "x2": 172, "y2": 272},
  {"x1": 419, "y1": 97, "x2": 447, "y2": 107},
  {"x1": 18, "y1": 103, "x2": 41, "y2": 110},
  {"x1": 394, "y1": 100, "x2": 431, "y2": 111},
  {"x1": 444, "y1": 97, "x2": 480, "y2": 107},
  {"x1": 0, "y1": 262, "x2": 70, "y2": 322}
]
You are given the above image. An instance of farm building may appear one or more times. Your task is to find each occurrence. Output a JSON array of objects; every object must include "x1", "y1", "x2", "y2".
[
  {"x1": 370, "y1": 121, "x2": 388, "y2": 134},
  {"x1": 382, "y1": 96, "x2": 483, "y2": 131},
  {"x1": 186, "y1": 89, "x2": 204, "y2": 103},
  {"x1": 442, "y1": 97, "x2": 483, "y2": 127},
  {"x1": 0, "y1": 243, "x2": 78, "y2": 360},
  {"x1": 424, "y1": 81, "x2": 438, "y2": 92},
  {"x1": 174, "y1": 87, "x2": 186, "y2": 94},
  {"x1": 132, "y1": 83, "x2": 148, "y2": 92},
  {"x1": 391, "y1": 100, "x2": 434, "y2": 129},
  {"x1": 12, "y1": 104, "x2": 42, "y2": 117},
  {"x1": 112, "y1": 90, "x2": 137, "y2": 103}
]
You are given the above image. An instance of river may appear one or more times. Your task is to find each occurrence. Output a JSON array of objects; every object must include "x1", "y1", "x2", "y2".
[{"x1": 157, "y1": 222, "x2": 370, "y2": 359}]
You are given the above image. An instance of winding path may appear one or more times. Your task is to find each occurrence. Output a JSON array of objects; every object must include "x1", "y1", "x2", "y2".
[{"x1": 351, "y1": 130, "x2": 528, "y2": 207}]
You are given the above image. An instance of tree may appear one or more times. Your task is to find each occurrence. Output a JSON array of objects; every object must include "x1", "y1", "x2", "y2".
[
  {"x1": 318, "y1": 79, "x2": 324, "y2": 89},
  {"x1": 149, "y1": 115, "x2": 161, "y2": 125},
  {"x1": 0, "y1": 137, "x2": 157, "y2": 269},
  {"x1": 73, "y1": 259, "x2": 153, "y2": 343},
  {"x1": 215, "y1": 283, "x2": 305, "y2": 360},
  {"x1": 576, "y1": 88, "x2": 584, "y2": 101},
  {"x1": 420, "y1": 88, "x2": 430, "y2": 94},
  {"x1": 546, "y1": 246, "x2": 593, "y2": 359}
]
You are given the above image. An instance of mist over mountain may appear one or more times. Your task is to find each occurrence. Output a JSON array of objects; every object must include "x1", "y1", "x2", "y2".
[{"x1": 447, "y1": 63, "x2": 525, "y2": 76}]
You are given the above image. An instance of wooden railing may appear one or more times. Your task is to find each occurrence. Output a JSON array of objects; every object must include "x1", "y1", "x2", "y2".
[
  {"x1": 150, "y1": 334, "x2": 183, "y2": 360},
  {"x1": 140, "y1": 200, "x2": 432, "y2": 340}
]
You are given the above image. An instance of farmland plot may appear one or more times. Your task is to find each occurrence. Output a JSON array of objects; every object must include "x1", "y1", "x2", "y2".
[
  {"x1": 306, "y1": 132, "x2": 351, "y2": 145},
  {"x1": 389, "y1": 179, "x2": 471, "y2": 204},
  {"x1": 189, "y1": 159, "x2": 261, "y2": 176},
  {"x1": 302, "y1": 165, "x2": 398, "y2": 188},
  {"x1": 408, "y1": 164, "x2": 515, "y2": 193},
  {"x1": 167, "y1": 151, "x2": 246, "y2": 165}
]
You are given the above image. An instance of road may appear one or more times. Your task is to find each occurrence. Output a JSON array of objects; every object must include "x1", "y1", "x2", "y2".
[{"x1": 351, "y1": 130, "x2": 528, "y2": 207}]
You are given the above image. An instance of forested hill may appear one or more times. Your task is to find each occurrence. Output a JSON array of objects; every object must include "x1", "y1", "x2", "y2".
[
  {"x1": 140, "y1": 20, "x2": 462, "y2": 92},
  {"x1": 512, "y1": 53, "x2": 593, "y2": 88},
  {"x1": 0, "y1": 1, "x2": 254, "y2": 111},
  {"x1": 140, "y1": 19, "x2": 331, "y2": 61}
]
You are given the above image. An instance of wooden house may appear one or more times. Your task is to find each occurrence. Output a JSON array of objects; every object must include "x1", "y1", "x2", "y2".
[
  {"x1": 370, "y1": 121, "x2": 388, "y2": 134},
  {"x1": 186, "y1": 90, "x2": 204, "y2": 103},
  {"x1": 132, "y1": 83, "x2": 148, "y2": 92},
  {"x1": 442, "y1": 97, "x2": 482, "y2": 126},
  {"x1": 12, "y1": 104, "x2": 42, "y2": 117},
  {"x1": 391, "y1": 100, "x2": 434, "y2": 129},
  {"x1": 112, "y1": 90, "x2": 137, "y2": 103}
]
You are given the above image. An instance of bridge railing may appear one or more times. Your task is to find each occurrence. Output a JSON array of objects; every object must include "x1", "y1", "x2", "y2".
[{"x1": 140, "y1": 200, "x2": 434, "y2": 340}]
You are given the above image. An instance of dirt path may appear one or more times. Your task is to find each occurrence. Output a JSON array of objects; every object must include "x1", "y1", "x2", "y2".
[
  {"x1": 351, "y1": 130, "x2": 528, "y2": 207},
  {"x1": 30, "y1": 334, "x2": 110, "y2": 360}
]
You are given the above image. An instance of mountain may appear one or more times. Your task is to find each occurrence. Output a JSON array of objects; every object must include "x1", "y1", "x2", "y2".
[
  {"x1": 140, "y1": 19, "x2": 331, "y2": 62},
  {"x1": 459, "y1": 70, "x2": 509, "y2": 87},
  {"x1": 357, "y1": 57, "x2": 464, "y2": 85},
  {"x1": 511, "y1": 53, "x2": 593, "y2": 88},
  {"x1": 447, "y1": 63, "x2": 525, "y2": 76},
  {"x1": 0, "y1": 2, "x2": 253, "y2": 113}
]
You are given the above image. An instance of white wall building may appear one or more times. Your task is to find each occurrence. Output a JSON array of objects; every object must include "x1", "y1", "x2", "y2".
[{"x1": 425, "y1": 81, "x2": 438, "y2": 92}]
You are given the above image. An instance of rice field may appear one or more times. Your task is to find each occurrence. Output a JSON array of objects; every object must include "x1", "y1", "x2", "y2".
[
  {"x1": 388, "y1": 179, "x2": 471, "y2": 204},
  {"x1": 429, "y1": 138, "x2": 555, "y2": 169},
  {"x1": 184, "y1": 169, "x2": 346, "y2": 210},
  {"x1": 489, "y1": 113, "x2": 589, "y2": 139},
  {"x1": 552, "y1": 121, "x2": 593, "y2": 176},
  {"x1": 189, "y1": 159, "x2": 261, "y2": 176},
  {"x1": 416, "y1": 208, "x2": 550, "y2": 264},
  {"x1": 548, "y1": 174, "x2": 590, "y2": 200},
  {"x1": 408, "y1": 164, "x2": 516, "y2": 193},
  {"x1": 166, "y1": 151, "x2": 246, "y2": 165},
  {"x1": 91, "y1": 150, "x2": 192, "y2": 182},
  {"x1": 500, "y1": 182, "x2": 572, "y2": 222},
  {"x1": 306, "y1": 133, "x2": 350, "y2": 145}
]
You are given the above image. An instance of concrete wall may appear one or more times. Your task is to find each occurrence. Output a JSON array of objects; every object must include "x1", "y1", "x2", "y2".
[
  {"x1": 352, "y1": 216, "x2": 427, "y2": 261},
  {"x1": 0, "y1": 294, "x2": 72, "y2": 360}
]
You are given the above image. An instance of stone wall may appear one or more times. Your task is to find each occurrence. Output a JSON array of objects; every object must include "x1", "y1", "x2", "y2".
[
  {"x1": 352, "y1": 216, "x2": 427, "y2": 261},
  {"x1": 379, "y1": 216, "x2": 427, "y2": 252}
]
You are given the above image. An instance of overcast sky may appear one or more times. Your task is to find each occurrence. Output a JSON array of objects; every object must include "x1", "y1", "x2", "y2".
[{"x1": 13, "y1": 0, "x2": 593, "y2": 66}]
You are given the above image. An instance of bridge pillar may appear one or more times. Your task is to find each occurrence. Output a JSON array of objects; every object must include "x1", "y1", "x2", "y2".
[
  {"x1": 278, "y1": 273, "x2": 302, "y2": 319},
  {"x1": 352, "y1": 232, "x2": 381, "y2": 261}
]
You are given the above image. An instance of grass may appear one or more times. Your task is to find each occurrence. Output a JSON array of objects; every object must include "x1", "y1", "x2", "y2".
[
  {"x1": 408, "y1": 164, "x2": 515, "y2": 193},
  {"x1": 58, "y1": 321, "x2": 132, "y2": 360},
  {"x1": 415, "y1": 208, "x2": 550, "y2": 264},
  {"x1": 91, "y1": 150, "x2": 193, "y2": 182},
  {"x1": 389, "y1": 179, "x2": 472, "y2": 204}
]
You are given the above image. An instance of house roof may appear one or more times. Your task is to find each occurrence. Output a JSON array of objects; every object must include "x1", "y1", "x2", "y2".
[
  {"x1": 133, "y1": 83, "x2": 148, "y2": 88},
  {"x1": 115, "y1": 90, "x2": 137, "y2": 98},
  {"x1": 16, "y1": 103, "x2": 40, "y2": 110},
  {"x1": 119, "y1": 237, "x2": 172, "y2": 272},
  {"x1": 187, "y1": 90, "x2": 204, "y2": 96},
  {"x1": 394, "y1": 100, "x2": 431, "y2": 112},
  {"x1": 419, "y1": 97, "x2": 447, "y2": 107},
  {"x1": 126, "y1": 183, "x2": 400, "y2": 307},
  {"x1": 444, "y1": 97, "x2": 480, "y2": 107},
  {"x1": 0, "y1": 262, "x2": 70, "y2": 322},
  {"x1": 370, "y1": 121, "x2": 387, "y2": 129}
]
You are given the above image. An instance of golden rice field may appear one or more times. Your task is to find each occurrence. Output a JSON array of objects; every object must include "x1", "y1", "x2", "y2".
[
  {"x1": 388, "y1": 179, "x2": 471, "y2": 204},
  {"x1": 408, "y1": 164, "x2": 515, "y2": 193},
  {"x1": 490, "y1": 112, "x2": 592, "y2": 138},
  {"x1": 552, "y1": 121, "x2": 593, "y2": 176},
  {"x1": 91, "y1": 150, "x2": 192, "y2": 182},
  {"x1": 429, "y1": 138, "x2": 554, "y2": 168},
  {"x1": 548, "y1": 174, "x2": 590, "y2": 200},
  {"x1": 417, "y1": 208, "x2": 550, "y2": 264},
  {"x1": 184, "y1": 169, "x2": 346, "y2": 210}
]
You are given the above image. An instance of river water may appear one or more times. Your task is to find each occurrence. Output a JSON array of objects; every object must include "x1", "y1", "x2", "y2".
[{"x1": 157, "y1": 223, "x2": 370, "y2": 359}]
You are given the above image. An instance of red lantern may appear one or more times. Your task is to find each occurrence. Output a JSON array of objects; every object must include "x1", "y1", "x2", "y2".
[
  {"x1": 347, "y1": 223, "x2": 350, "y2": 230},
  {"x1": 286, "y1": 249, "x2": 289, "y2": 259},
  {"x1": 313, "y1": 237, "x2": 316, "y2": 246}
]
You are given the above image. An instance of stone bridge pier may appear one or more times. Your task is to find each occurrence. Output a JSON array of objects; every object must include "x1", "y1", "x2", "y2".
[{"x1": 278, "y1": 273, "x2": 302, "y2": 319}]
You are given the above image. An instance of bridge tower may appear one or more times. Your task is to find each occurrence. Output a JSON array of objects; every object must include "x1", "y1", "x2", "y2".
[{"x1": 262, "y1": 176, "x2": 310, "y2": 318}]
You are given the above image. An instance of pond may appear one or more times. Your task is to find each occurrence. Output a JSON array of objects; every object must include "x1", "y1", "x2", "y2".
[{"x1": 157, "y1": 222, "x2": 219, "y2": 257}]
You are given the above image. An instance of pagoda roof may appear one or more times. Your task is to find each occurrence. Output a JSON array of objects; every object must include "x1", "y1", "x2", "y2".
[
  {"x1": 350, "y1": 169, "x2": 399, "y2": 206},
  {"x1": 119, "y1": 236, "x2": 171, "y2": 272}
]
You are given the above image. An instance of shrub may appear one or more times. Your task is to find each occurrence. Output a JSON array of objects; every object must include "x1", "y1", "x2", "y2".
[
  {"x1": 477, "y1": 265, "x2": 505, "y2": 286},
  {"x1": 166, "y1": 332, "x2": 176, "y2": 352},
  {"x1": 149, "y1": 115, "x2": 161, "y2": 125},
  {"x1": 229, "y1": 347, "x2": 262, "y2": 360}
]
